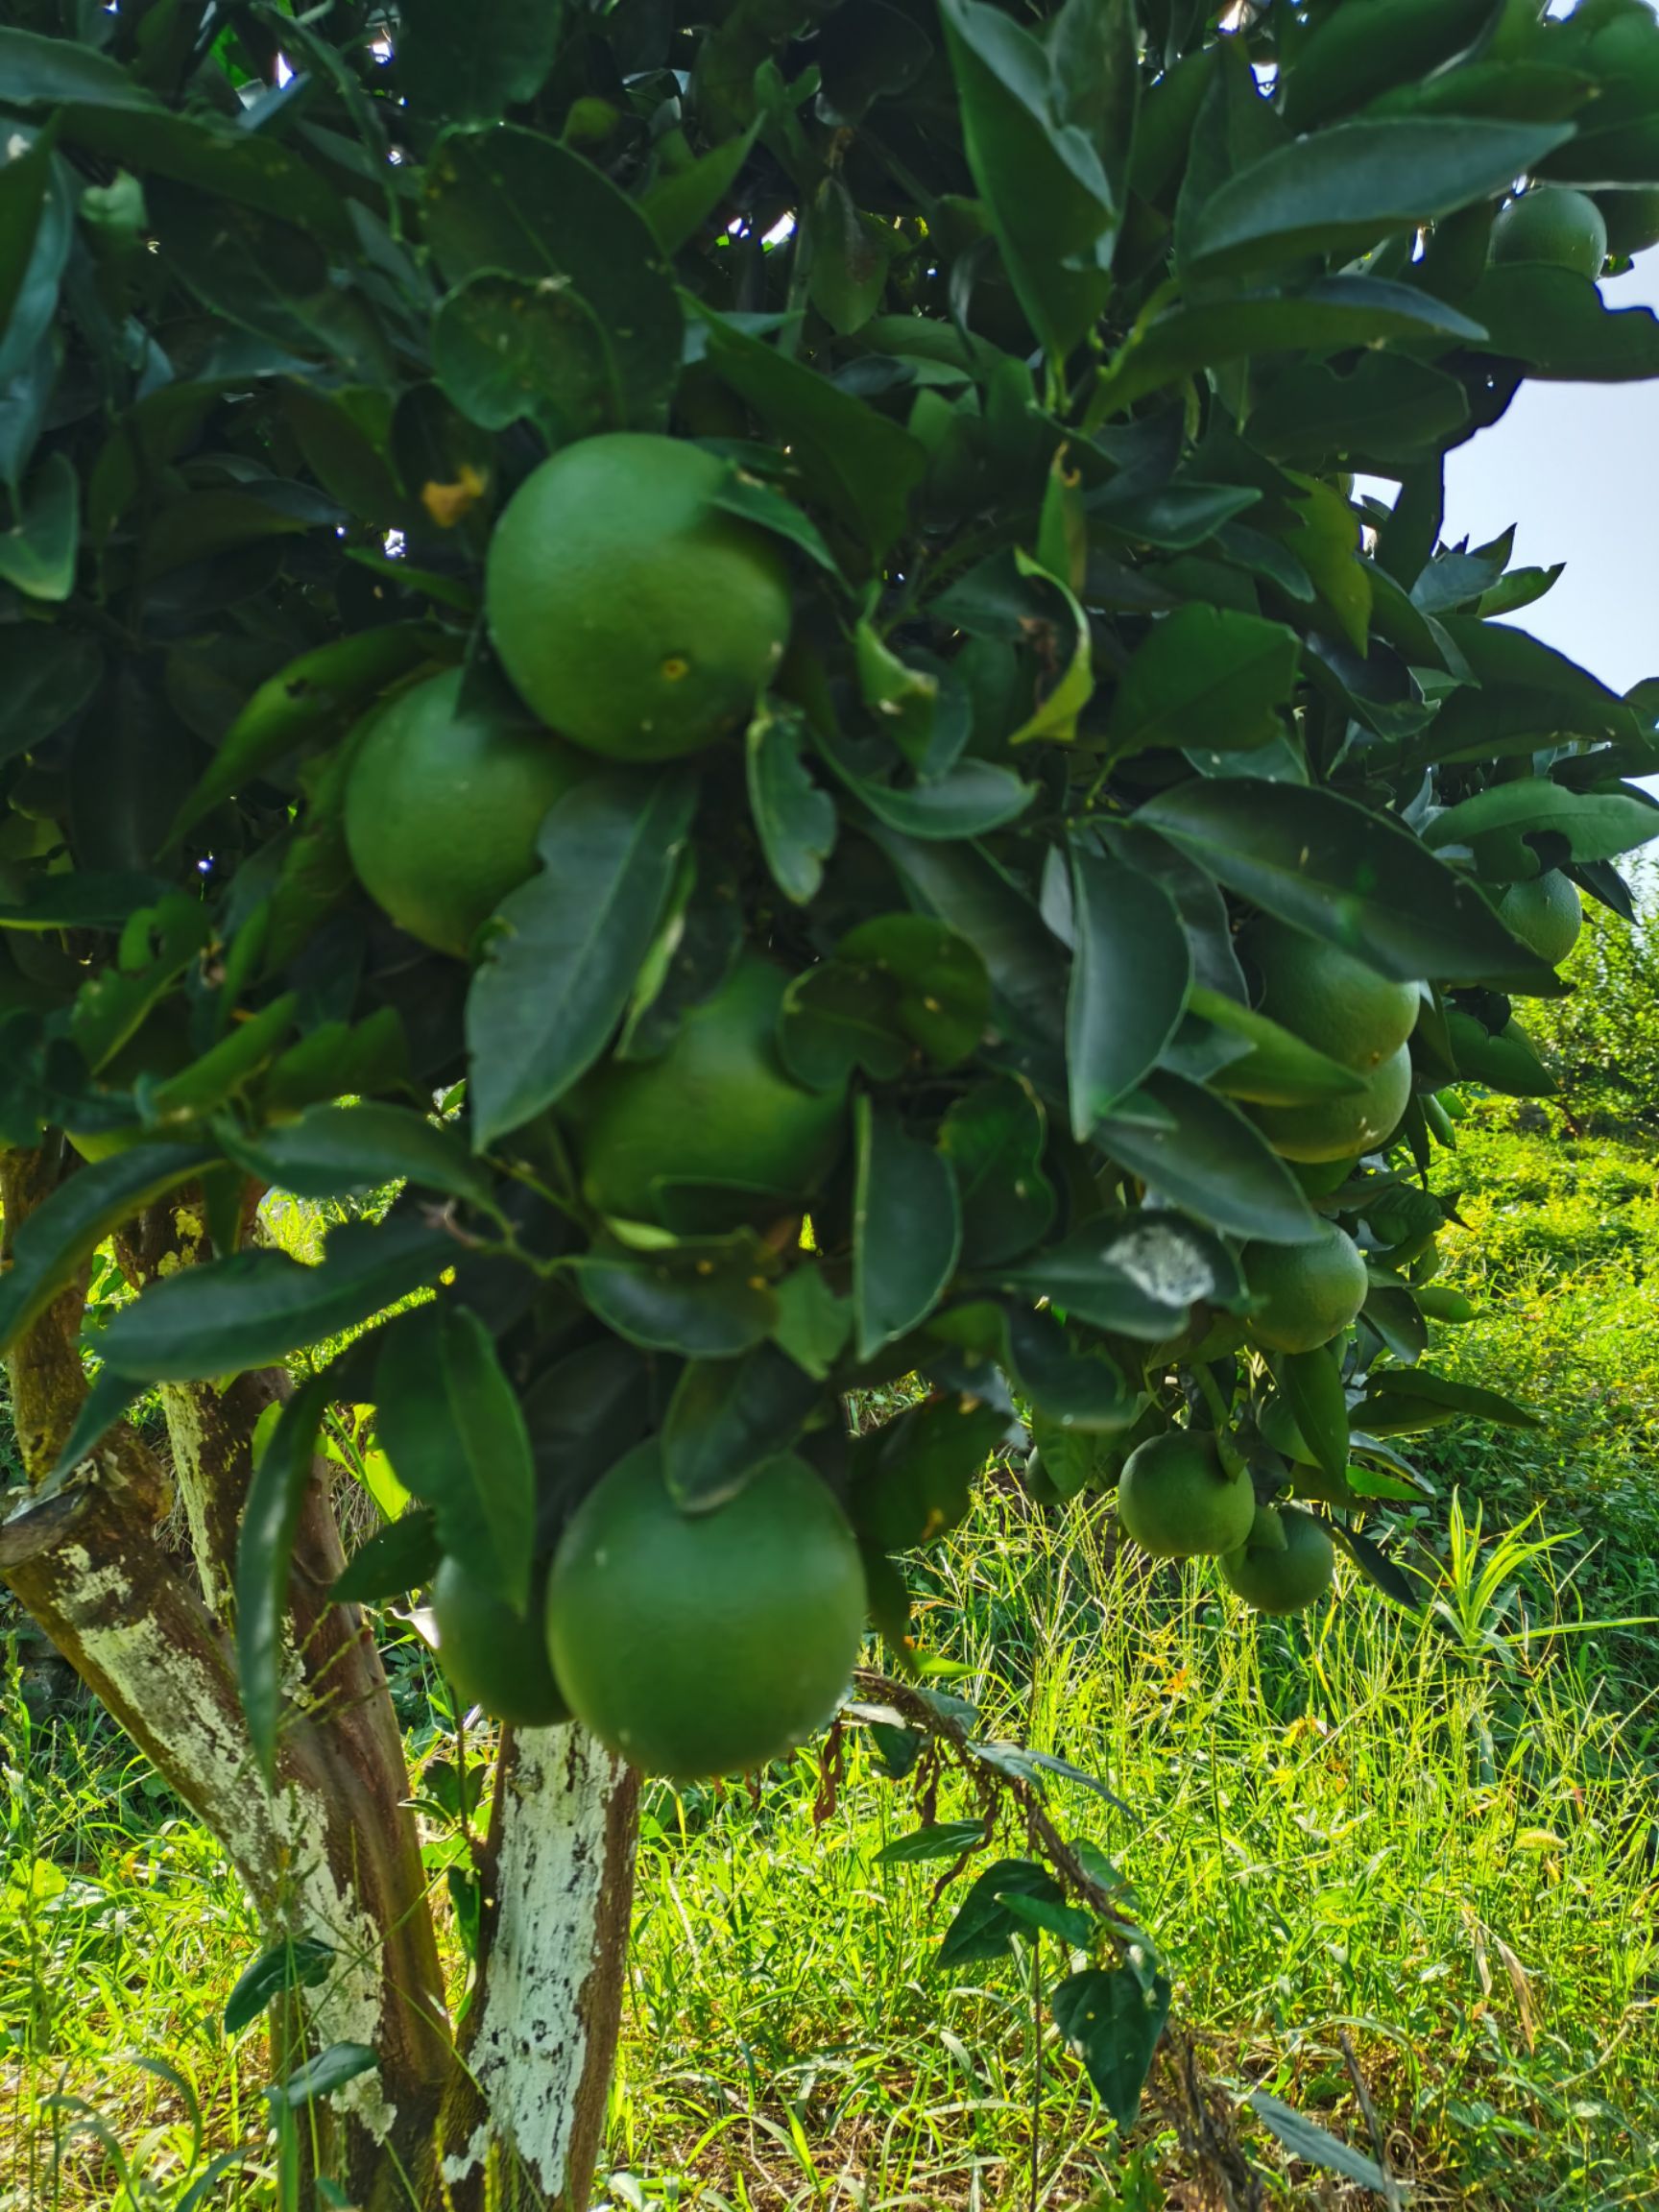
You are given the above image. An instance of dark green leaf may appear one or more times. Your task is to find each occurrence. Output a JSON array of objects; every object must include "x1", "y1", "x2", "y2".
[
  {"x1": 61, "y1": 108, "x2": 351, "y2": 248},
  {"x1": 747, "y1": 701, "x2": 837, "y2": 905},
  {"x1": 853, "y1": 1098, "x2": 962, "y2": 1359},
  {"x1": 1425, "y1": 782, "x2": 1659, "y2": 879},
  {"x1": 1094, "y1": 277, "x2": 1487, "y2": 415},
  {"x1": 236, "y1": 1370, "x2": 335, "y2": 1776},
  {"x1": 432, "y1": 271, "x2": 621, "y2": 441},
  {"x1": 1247, "y1": 354, "x2": 1470, "y2": 469},
  {"x1": 98, "y1": 1217, "x2": 456, "y2": 1382},
  {"x1": 224, "y1": 1938, "x2": 334, "y2": 2038},
  {"x1": 939, "y1": 1077, "x2": 1057, "y2": 1266},
  {"x1": 374, "y1": 1306, "x2": 536, "y2": 1609},
  {"x1": 876, "y1": 1820, "x2": 987, "y2": 1865},
  {"x1": 1105, "y1": 603, "x2": 1299, "y2": 760},
  {"x1": 1358, "y1": 1368, "x2": 1540, "y2": 1429},
  {"x1": 1187, "y1": 118, "x2": 1573, "y2": 273},
  {"x1": 938, "y1": 1857, "x2": 1059, "y2": 1966},
  {"x1": 0, "y1": 28, "x2": 160, "y2": 108},
  {"x1": 1054, "y1": 1965, "x2": 1171, "y2": 2128},
  {"x1": 849, "y1": 1394, "x2": 1009, "y2": 1551},
  {"x1": 0, "y1": 125, "x2": 56, "y2": 345},
  {"x1": 640, "y1": 125, "x2": 759, "y2": 255},
  {"x1": 1186, "y1": 988, "x2": 1366, "y2": 1106},
  {"x1": 938, "y1": 0, "x2": 1117, "y2": 365},
  {"x1": 331, "y1": 1509, "x2": 442, "y2": 1605},
  {"x1": 1469, "y1": 264, "x2": 1659, "y2": 382},
  {"x1": 267, "y1": 2044, "x2": 378, "y2": 2110},
  {"x1": 575, "y1": 1243, "x2": 778, "y2": 1358},
  {"x1": 770, "y1": 1264, "x2": 853, "y2": 1381},
  {"x1": 661, "y1": 1345, "x2": 822, "y2": 1510},
  {"x1": 1094, "y1": 1072, "x2": 1317, "y2": 1245},
  {"x1": 170, "y1": 627, "x2": 441, "y2": 840},
  {"x1": 0, "y1": 627, "x2": 102, "y2": 766},
  {"x1": 467, "y1": 771, "x2": 697, "y2": 1144},
  {"x1": 426, "y1": 129, "x2": 680, "y2": 432},
  {"x1": 1248, "y1": 2092, "x2": 1394, "y2": 2193},
  {"x1": 225, "y1": 1104, "x2": 492, "y2": 1210},
  {"x1": 816, "y1": 731, "x2": 1036, "y2": 840},
  {"x1": 1067, "y1": 849, "x2": 1190, "y2": 1136},
  {"x1": 837, "y1": 915, "x2": 991, "y2": 1069},
  {"x1": 0, "y1": 1142, "x2": 214, "y2": 1357},
  {"x1": 692, "y1": 305, "x2": 925, "y2": 553},
  {"x1": 398, "y1": 0, "x2": 561, "y2": 122},
  {"x1": 993, "y1": 1214, "x2": 1225, "y2": 1338},
  {"x1": 1138, "y1": 781, "x2": 1553, "y2": 988},
  {"x1": 779, "y1": 963, "x2": 911, "y2": 1091},
  {"x1": 0, "y1": 452, "x2": 78, "y2": 602},
  {"x1": 1278, "y1": 1345, "x2": 1349, "y2": 1489}
]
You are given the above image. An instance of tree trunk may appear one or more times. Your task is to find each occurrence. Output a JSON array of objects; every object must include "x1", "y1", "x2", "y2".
[{"x1": 0, "y1": 1147, "x2": 637, "y2": 2208}]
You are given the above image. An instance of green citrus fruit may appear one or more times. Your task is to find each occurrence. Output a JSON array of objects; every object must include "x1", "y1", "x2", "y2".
[
  {"x1": 1498, "y1": 870, "x2": 1582, "y2": 968},
  {"x1": 431, "y1": 1558, "x2": 570, "y2": 1728},
  {"x1": 1292, "y1": 1156, "x2": 1359, "y2": 1199},
  {"x1": 343, "y1": 669, "x2": 589, "y2": 959},
  {"x1": 546, "y1": 1444, "x2": 867, "y2": 1780},
  {"x1": 1249, "y1": 1044, "x2": 1411, "y2": 1164},
  {"x1": 1596, "y1": 186, "x2": 1659, "y2": 257},
  {"x1": 1221, "y1": 1505, "x2": 1335, "y2": 1615},
  {"x1": 1115, "y1": 1430, "x2": 1256, "y2": 1560},
  {"x1": 1240, "y1": 915, "x2": 1420, "y2": 1072},
  {"x1": 1490, "y1": 187, "x2": 1608, "y2": 278},
  {"x1": 563, "y1": 953, "x2": 846, "y2": 1226},
  {"x1": 486, "y1": 434, "x2": 793, "y2": 762},
  {"x1": 1241, "y1": 1218, "x2": 1368, "y2": 1354}
]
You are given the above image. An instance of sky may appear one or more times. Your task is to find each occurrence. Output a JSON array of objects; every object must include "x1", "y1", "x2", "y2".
[{"x1": 1433, "y1": 249, "x2": 1659, "y2": 698}]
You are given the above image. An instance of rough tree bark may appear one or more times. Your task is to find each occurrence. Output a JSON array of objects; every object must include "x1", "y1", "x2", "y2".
[{"x1": 0, "y1": 1146, "x2": 638, "y2": 2208}]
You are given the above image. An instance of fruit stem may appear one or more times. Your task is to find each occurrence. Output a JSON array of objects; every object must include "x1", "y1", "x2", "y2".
[{"x1": 1190, "y1": 1364, "x2": 1248, "y2": 1481}]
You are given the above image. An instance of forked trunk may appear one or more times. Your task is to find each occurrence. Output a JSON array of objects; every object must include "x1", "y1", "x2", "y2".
[{"x1": 0, "y1": 1149, "x2": 637, "y2": 2208}]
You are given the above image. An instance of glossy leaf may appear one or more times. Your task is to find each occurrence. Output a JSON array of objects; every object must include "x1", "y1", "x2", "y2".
[
  {"x1": 374, "y1": 1306, "x2": 536, "y2": 1610},
  {"x1": 98, "y1": 1217, "x2": 457, "y2": 1382},
  {"x1": 575, "y1": 1244, "x2": 778, "y2": 1358},
  {"x1": 1095, "y1": 1072, "x2": 1318, "y2": 1245},
  {"x1": 1187, "y1": 118, "x2": 1573, "y2": 273},
  {"x1": 1052, "y1": 1965, "x2": 1171, "y2": 2129},
  {"x1": 1138, "y1": 781, "x2": 1552, "y2": 987},
  {"x1": 228, "y1": 1104, "x2": 492, "y2": 1209},
  {"x1": 939, "y1": 1078, "x2": 1057, "y2": 1267},
  {"x1": 661, "y1": 1345, "x2": 822, "y2": 1511},
  {"x1": 397, "y1": 0, "x2": 560, "y2": 121},
  {"x1": 1106, "y1": 603, "x2": 1299, "y2": 761},
  {"x1": 853, "y1": 1098, "x2": 963, "y2": 1359},
  {"x1": 1278, "y1": 1345, "x2": 1349, "y2": 1490},
  {"x1": 425, "y1": 129, "x2": 680, "y2": 431},
  {"x1": 747, "y1": 701, "x2": 837, "y2": 905},
  {"x1": 467, "y1": 771, "x2": 697, "y2": 1144},
  {"x1": 236, "y1": 1370, "x2": 336, "y2": 1776},
  {"x1": 1066, "y1": 848, "x2": 1190, "y2": 1136}
]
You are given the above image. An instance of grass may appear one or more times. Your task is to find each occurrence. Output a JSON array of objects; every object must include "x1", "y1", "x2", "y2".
[{"x1": 4, "y1": 1102, "x2": 1659, "y2": 2209}]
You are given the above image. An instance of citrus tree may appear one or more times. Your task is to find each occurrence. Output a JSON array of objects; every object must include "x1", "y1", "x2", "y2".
[{"x1": 4, "y1": 0, "x2": 1659, "y2": 2201}]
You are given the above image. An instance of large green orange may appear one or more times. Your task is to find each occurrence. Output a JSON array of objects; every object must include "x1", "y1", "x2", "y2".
[
  {"x1": 563, "y1": 953, "x2": 846, "y2": 1226},
  {"x1": 546, "y1": 1444, "x2": 866, "y2": 1780},
  {"x1": 1241, "y1": 1218, "x2": 1368, "y2": 1354},
  {"x1": 1490, "y1": 187, "x2": 1608, "y2": 278},
  {"x1": 343, "y1": 669, "x2": 589, "y2": 958},
  {"x1": 1240, "y1": 915, "x2": 1420, "y2": 1072},
  {"x1": 431, "y1": 1558, "x2": 570, "y2": 1728},
  {"x1": 1249, "y1": 1043, "x2": 1411, "y2": 1164},
  {"x1": 1115, "y1": 1430, "x2": 1255, "y2": 1560},
  {"x1": 1220, "y1": 1505, "x2": 1335, "y2": 1615},
  {"x1": 486, "y1": 435, "x2": 793, "y2": 762},
  {"x1": 1498, "y1": 870, "x2": 1582, "y2": 968}
]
